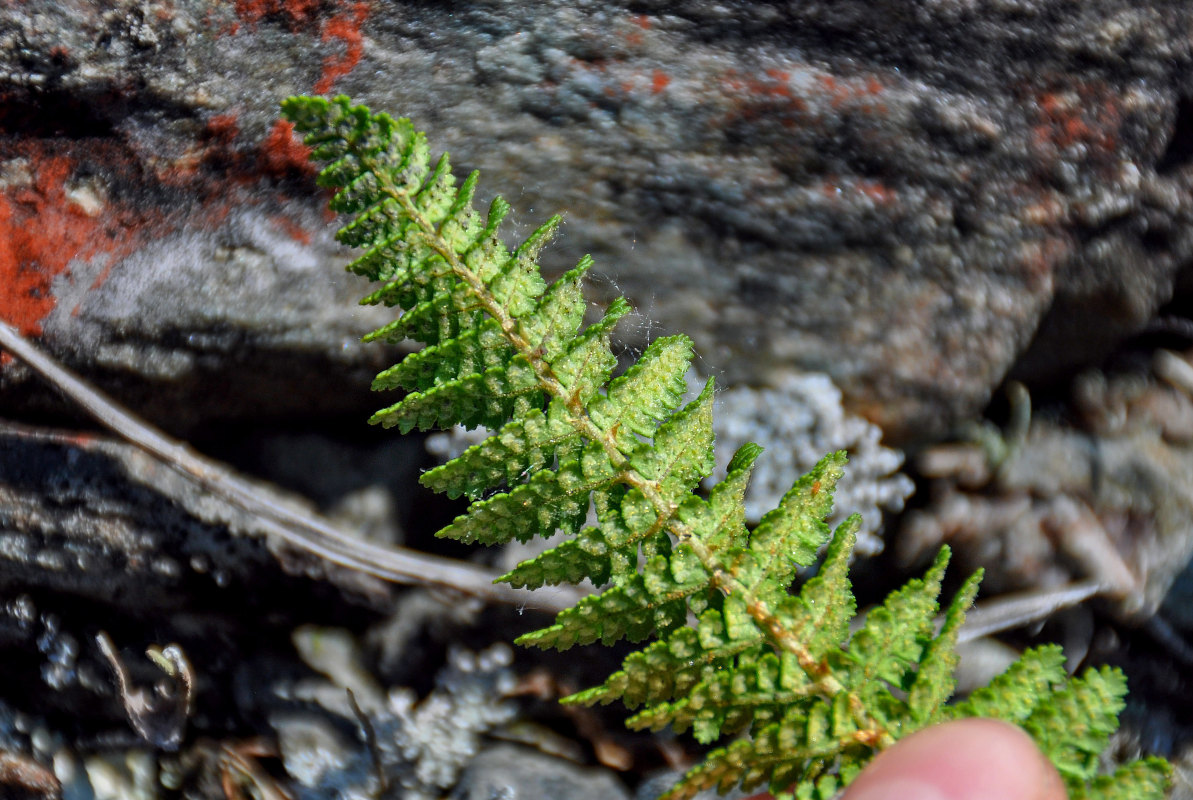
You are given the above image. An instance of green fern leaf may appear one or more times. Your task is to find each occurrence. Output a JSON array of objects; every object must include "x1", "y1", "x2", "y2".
[
  {"x1": 630, "y1": 379, "x2": 716, "y2": 503},
  {"x1": 516, "y1": 578, "x2": 687, "y2": 650},
  {"x1": 369, "y1": 359, "x2": 542, "y2": 432},
  {"x1": 283, "y1": 94, "x2": 1170, "y2": 800},
  {"x1": 420, "y1": 401, "x2": 578, "y2": 500},
  {"x1": 590, "y1": 335, "x2": 693, "y2": 446},
  {"x1": 437, "y1": 440, "x2": 617, "y2": 545},
  {"x1": 947, "y1": 643, "x2": 1068, "y2": 723},
  {"x1": 500, "y1": 527, "x2": 615, "y2": 589},
  {"x1": 1079, "y1": 757, "x2": 1173, "y2": 800},
  {"x1": 739, "y1": 452, "x2": 846, "y2": 591},
  {"x1": 906, "y1": 569, "x2": 981, "y2": 724},
  {"x1": 1024, "y1": 665, "x2": 1127, "y2": 785}
]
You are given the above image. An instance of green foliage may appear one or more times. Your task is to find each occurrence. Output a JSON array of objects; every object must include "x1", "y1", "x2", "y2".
[{"x1": 282, "y1": 95, "x2": 1171, "y2": 800}]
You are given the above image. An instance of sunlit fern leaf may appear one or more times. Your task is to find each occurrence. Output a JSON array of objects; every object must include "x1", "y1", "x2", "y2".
[
  {"x1": 661, "y1": 695, "x2": 858, "y2": 800},
  {"x1": 947, "y1": 643, "x2": 1068, "y2": 723},
  {"x1": 515, "y1": 255, "x2": 587, "y2": 360},
  {"x1": 625, "y1": 518, "x2": 856, "y2": 744},
  {"x1": 499, "y1": 527, "x2": 616, "y2": 589},
  {"x1": 906, "y1": 569, "x2": 981, "y2": 724},
  {"x1": 845, "y1": 547, "x2": 949, "y2": 699},
  {"x1": 283, "y1": 94, "x2": 1171, "y2": 800},
  {"x1": 565, "y1": 610, "x2": 766, "y2": 709},
  {"x1": 673, "y1": 442, "x2": 761, "y2": 558},
  {"x1": 436, "y1": 441, "x2": 617, "y2": 545},
  {"x1": 629, "y1": 379, "x2": 716, "y2": 503},
  {"x1": 772, "y1": 514, "x2": 858, "y2": 658},
  {"x1": 589, "y1": 334, "x2": 694, "y2": 446},
  {"x1": 374, "y1": 317, "x2": 512, "y2": 392},
  {"x1": 549, "y1": 297, "x2": 629, "y2": 405},
  {"x1": 1025, "y1": 665, "x2": 1128, "y2": 785},
  {"x1": 420, "y1": 401, "x2": 578, "y2": 500},
  {"x1": 1079, "y1": 758, "x2": 1172, "y2": 800},
  {"x1": 516, "y1": 578, "x2": 688, "y2": 650},
  {"x1": 368, "y1": 360, "x2": 543, "y2": 432},
  {"x1": 742, "y1": 452, "x2": 846, "y2": 590},
  {"x1": 626, "y1": 648, "x2": 809, "y2": 742}
]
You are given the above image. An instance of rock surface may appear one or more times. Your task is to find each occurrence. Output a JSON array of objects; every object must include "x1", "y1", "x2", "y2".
[
  {"x1": 2, "y1": 4, "x2": 1193, "y2": 795},
  {"x1": 451, "y1": 744, "x2": 631, "y2": 800},
  {"x1": 0, "y1": 421, "x2": 393, "y2": 726},
  {"x1": 1, "y1": 1, "x2": 1191, "y2": 440}
]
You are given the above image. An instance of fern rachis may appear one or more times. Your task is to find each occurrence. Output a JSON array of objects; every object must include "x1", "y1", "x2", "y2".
[{"x1": 281, "y1": 95, "x2": 1171, "y2": 800}]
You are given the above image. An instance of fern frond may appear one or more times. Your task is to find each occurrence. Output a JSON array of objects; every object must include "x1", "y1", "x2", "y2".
[
  {"x1": 947, "y1": 643, "x2": 1069, "y2": 723},
  {"x1": 284, "y1": 94, "x2": 1170, "y2": 800},
  {"x1": 420, "y1": 402, "x2": 578, "y2": 500},
  {"x1": 1079, "y1": 758, "x2": 1173, "y2": 800}
]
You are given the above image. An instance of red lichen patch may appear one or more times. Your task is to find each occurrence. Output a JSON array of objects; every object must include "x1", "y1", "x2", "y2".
[
  {"x1": 719, "y1": 68, "x2": 807, "y2": 128},
  {"x1": 205, "y1": 113, "x2": 241, "y2": 144},
  {"x1": 817, "y1": 176, "x2": 897, "y2": 205},
  {"x1": 719, "y1": 68, "x2": 893, "y2": 137},
  {"x1": 234, "y1": 0, "x2": 322, "y2": 32},
  {"x1": 314, "y1": 2, "x2": 370, "y2": 94},
  {"x1": 0, "y1": 144, "x2": 157, "y2": 349},
  {"x1": 814, "y1": 73, "x2": 886, "y2": 112},
  {"x1": 260, "y1": 119, "x2": 316, "y2": 179},
  {"x1": 269, "y1": 212, "x2": 313, "y2": 245},
  {"x1": 651, "y1": 70, "x2": 671, "y2": 95},
  {"x1": 1031, "y1": 82, "x2": 1123, "y2": 163},
  {"x1": 219, "y1": 0, "x2": 370, "y2": 90},
  {"x1": 621, "y1": 12, "x2": 654, "y2": 47}
]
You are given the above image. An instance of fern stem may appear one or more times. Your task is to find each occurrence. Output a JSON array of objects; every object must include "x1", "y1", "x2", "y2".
[{"x1": 360, "y1": 159, "x2": 896, "y2": 751}]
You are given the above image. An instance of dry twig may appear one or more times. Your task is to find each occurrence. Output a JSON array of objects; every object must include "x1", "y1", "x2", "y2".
[{"x1": 0, "y1": 322, "x2": 581, "y2": 613}]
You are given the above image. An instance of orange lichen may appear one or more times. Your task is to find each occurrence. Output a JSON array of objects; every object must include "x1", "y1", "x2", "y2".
[
  {"x1": 260, "y1": 119, "x2": 316, "y2": 178},
  {"x1": 205, "y1": 113, "x2": 241, "y2": 143},
  {"x1": 816, "y1": 73, "x2": 886, "y2": 111},
  {"x1": 270, "y1": 213, "x2": 313, "y2": 245},
  {"x1": 651, "y1": 70, "x2": 670, "y2": 95},
  {"x1": 314, "y1": 2, "x2": 369, "y2": 94},
  {"x1": 1031, "y1": 84, "x2": 1122, "y2": 159},
  {"x1": 0, "y1": 146, "x2": 151, "y2": 348},
  {"x1": 233, "y1": 0, "x2": 321, "y2": 32},
  {"x1": 818, "y1": 177, "x2": 896, "y2": 205}
]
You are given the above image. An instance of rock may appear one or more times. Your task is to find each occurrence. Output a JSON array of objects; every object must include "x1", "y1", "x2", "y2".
[
  {"x1": 0, "y1": 421, "x2": 393, "y2": 726},
  {"x1": 1, "y1": 1, "x2": 1191, "y2": 441},
  {"x1": 451, "y1": 744, "x2": 630, "y2": 800}
]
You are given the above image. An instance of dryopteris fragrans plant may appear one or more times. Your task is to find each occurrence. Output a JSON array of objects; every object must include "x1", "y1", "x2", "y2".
[{"x1": 280, "y1": 95, "x2": 1171, "y2": 800}]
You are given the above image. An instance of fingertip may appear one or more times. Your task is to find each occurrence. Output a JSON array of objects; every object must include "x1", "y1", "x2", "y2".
[{"x1": 840, "y1": 718, "x2": 1067, "y2": 800}]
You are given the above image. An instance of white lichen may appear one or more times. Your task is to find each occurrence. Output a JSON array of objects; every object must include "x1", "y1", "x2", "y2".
[{"x1": 700, "y1": 369, "x2": 913, "y2": 556}]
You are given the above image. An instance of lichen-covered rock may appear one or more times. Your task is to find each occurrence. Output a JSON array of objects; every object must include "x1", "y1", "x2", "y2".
[
  {"x1": 701, "y1": 370, "x2": 914, "y2": 556},
  {"x1": 2, "y1": 1, "x2": 1191, "y2": 440},
  {"x1": 274, "y1": 640, "x2": 518, "y2": 800}
]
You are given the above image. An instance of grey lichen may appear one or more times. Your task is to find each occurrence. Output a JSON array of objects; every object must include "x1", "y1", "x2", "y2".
[
  {"x1": 275, "y1": 631, "x2": 517, "y2": 800},
  {"x1": 699, "y1": 369, "x2": 913, "y2": 556}
]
